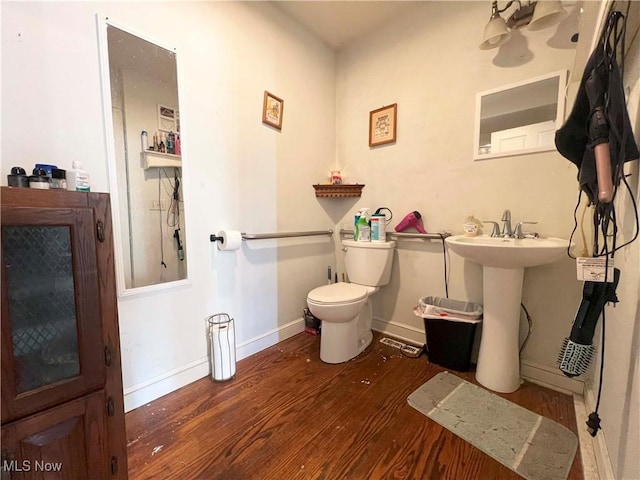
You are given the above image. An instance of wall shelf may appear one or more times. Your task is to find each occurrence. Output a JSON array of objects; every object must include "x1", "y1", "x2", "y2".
[
  {"x1": 142, "y1": 151, "x2": 181, "y2": 169},
  {"x1": 313, "y1": 184, "x2": 364, "y2": 198}
]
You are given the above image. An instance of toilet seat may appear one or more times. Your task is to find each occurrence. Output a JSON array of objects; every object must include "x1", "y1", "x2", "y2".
[{"x1": 307, "y1": 282, "x2": 368, "y2": 305}]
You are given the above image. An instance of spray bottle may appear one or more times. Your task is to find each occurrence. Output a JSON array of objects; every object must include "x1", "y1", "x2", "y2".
[{"x1": 355, "y1": 208, "x2": 371, "y2": 242}]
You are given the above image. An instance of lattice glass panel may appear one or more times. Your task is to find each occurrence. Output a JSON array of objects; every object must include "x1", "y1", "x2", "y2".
[{"x1": 2, "y1": 226, "x2": 80, "y2": 393}]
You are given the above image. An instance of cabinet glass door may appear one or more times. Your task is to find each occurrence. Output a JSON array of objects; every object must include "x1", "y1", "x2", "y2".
[
  {"x1": 3, "y1": 226, "x2": 80, "y2": 393},
  {"x1": 1, "y1": 207, "x2": 105, "y2": 422}
]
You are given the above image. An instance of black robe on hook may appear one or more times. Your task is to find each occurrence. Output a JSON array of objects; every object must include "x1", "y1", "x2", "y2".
[{"x1": 555, "y1": 10, "x2": 639, "y2": 205}]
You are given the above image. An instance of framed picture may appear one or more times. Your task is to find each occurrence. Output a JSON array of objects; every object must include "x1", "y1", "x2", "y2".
[
  {"x1": 158, "y1": 104, "x2": 178, "y2": 133},
  {"x1": 262, "y1": 91, "x2": 284, "y2": 130},
  {"x1": 369, "y1": 103, "x2": 397, "y2": 147}
]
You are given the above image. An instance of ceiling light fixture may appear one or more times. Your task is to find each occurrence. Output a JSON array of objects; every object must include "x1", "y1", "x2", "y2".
[{"x1": 479, "y1": 0, "x2": 568, "y2": 50}]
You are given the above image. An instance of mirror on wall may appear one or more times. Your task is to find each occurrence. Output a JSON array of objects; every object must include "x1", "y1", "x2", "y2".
[
  {"x1": 98, "y1": 18, "x2": 188, "y2": 295},
  {"x1": 473, "y1": 70, "x2": 567, "y2": 160}
]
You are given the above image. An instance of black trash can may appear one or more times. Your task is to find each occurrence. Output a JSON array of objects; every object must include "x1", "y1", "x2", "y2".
[
  {"x1": 423, "y1": 317, "x2": 481, "y2": 371},
  {"x1": 414, "y1": 296, "x2": 482, "y2": 372}
]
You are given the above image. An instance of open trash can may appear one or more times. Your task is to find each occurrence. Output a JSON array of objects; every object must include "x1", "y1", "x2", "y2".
[
  {"x1": 207, "y1": 313, "x2": 236, "y2": 381},
  {"x1": 414, "y1": 296, "x2": 482, "y2": 372}
]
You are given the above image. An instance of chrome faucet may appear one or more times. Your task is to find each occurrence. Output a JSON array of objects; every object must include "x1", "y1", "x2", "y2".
[
  {"x1": 482, "y1": 220, "x2": 501, "y2": 237},
  {"x1": 514, "y1": 222, "x2": 539, "y2": 239},
  {"x1": 501, "y1": 209, "x2": 512, "y2": 237}
]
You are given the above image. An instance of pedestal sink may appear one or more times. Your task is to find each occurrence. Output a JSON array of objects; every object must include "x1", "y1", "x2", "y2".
[{"x1": 445, "y1": 235, "x2": 570, "y2": 393}]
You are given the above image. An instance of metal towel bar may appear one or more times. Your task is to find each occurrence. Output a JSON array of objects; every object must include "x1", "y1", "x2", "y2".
[
  {"x1": 210, "y1": 229, "x2": 448, "y2": 243},
  {"x1": 210, "y1": 229, "x2": 333, "y2": 243},
  {"x1": 339, "y1": 229, "x2": 450, "y2": 240}
]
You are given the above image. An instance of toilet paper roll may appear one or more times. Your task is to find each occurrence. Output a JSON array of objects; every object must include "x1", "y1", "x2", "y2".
[{"x1": 217, "y1": 230, "x2": 242, "y2": 251}]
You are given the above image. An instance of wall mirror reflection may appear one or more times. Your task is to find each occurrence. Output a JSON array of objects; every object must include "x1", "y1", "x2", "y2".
[
  {"x1": 474, "y1": 70, "x2": 567, "y2": 160},
  {"x1": 98, "y1": 18, "x2": 188, "y2": 295}
]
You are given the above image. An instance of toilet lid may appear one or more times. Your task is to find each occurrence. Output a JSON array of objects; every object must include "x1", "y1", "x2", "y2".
[{"x1": 308, "y1": 282, "x2": 368, "y2": 304}]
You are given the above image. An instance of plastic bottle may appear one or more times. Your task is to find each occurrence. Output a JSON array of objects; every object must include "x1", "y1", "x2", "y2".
[
  {"x1": 356, "y1": 208, "x2": 371, "y2": 242},
  {"x1": 463, "y1": 215, "x2": 482, "y2": 237},
  {"x1": 167, "y1": 132, "x2": 175, "y2": 154},
  {"x1": 29, "y1": 168, "x2": 50, "y2": 189},
  {"x1": 7, "y1": 167, "x2": 29, "y2": 188},
  {"x1": 66, "y1": 161, "x2": 90, "y2": 192},
  {"x1": 141, "y1": 130, "x2": 149, "y2": 151},
  {"x1": 371, "y1": 214, "x2": 386, "y2": 242},
  {"x1": 50, "y1": 169, "x2": 67, "y2": 189}
]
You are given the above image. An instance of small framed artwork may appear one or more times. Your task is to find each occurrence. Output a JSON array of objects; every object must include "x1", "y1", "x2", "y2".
[
  {"x1": 369, "y1": 103, "x2": 397, "y2": 147},
  {"x1": 158, "y1": 104, "x2": 178, "y2": 133},
  {"x1": 262, "y1": 91, "x2": 284, "y2": 130}
]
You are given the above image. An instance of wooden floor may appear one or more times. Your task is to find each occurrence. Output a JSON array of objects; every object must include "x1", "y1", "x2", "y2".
[{"x1": 125, "y1": 332, "x2": 583, "y2": 480}]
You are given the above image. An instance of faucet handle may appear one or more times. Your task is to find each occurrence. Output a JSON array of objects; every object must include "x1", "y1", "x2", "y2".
[
  {"x1": 514, "y1": 221, "x2": 538, "y2": 239},
  {"x1": 481, "y1": 221, "x2": 500, "y2": 237}
]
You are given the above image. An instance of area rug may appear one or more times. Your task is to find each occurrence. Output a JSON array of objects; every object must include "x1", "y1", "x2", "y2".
[{"x1": 408, "y1": 372, "x2": 578, "y2": 480}]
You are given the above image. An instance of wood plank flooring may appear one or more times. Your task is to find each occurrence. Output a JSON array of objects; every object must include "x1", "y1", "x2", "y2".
[{"x1": 125, "y1": 332, "x2": 583, "y2": 479}]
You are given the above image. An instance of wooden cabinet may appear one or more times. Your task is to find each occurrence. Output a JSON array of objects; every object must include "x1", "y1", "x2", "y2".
[
  {"x1": 1, "y1": 391, "x2": 108, "y2": 479},
  {"x1": 1, "y1": 188, "x2": 127, "y2": 479}
]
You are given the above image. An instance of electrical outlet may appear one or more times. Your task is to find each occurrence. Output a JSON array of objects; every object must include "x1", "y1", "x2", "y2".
[{"x1": 150, "y1": 199, "x2": 167, "y2": 210}]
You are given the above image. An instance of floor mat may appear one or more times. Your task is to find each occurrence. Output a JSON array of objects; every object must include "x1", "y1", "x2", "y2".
[{"x1": 408, "y1": 372, "x2": 578, "y2": 480}]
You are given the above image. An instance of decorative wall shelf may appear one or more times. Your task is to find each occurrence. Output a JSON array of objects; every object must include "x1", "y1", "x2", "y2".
[
  {"x1": 142, "y1": 151, "x2": 181, "y2": 169},
  {"x1": 313, "y1": 184, "x2": 364, "y2": 198}
]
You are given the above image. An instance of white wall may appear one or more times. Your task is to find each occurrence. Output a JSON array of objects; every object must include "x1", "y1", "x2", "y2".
[
  {"x1": 3, "y1": 2, "x2": 638, "y2": 477},
  {"x1": 588, "y1": 3, "x2": 640, "y2": 477},
  {"x1": 335, "y1": 1, "x2": 583, "y2": 385},
  {"x1": 1, "y1": 1, "x2": 336, "y2": 410}
]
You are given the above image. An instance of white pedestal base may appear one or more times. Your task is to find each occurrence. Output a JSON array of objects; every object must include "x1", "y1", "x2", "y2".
[{"x1": 475, "y1": 266, "x2": 524, "y2": 393}]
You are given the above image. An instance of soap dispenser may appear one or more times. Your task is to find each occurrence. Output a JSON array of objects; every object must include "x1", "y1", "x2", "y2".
[{"x1": 463, "y1": 215, "x2": 482, "y2": 237}]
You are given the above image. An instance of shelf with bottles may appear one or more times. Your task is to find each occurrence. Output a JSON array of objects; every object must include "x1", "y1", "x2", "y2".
[
  {"x1": 142, "y1": 150, "x2": 182, "y2": 169},
  {"x1": 142, "y1": 130, "x2": 181, "y2": 169},
  {"x1": 313, "y1": 184, "x2": 365, "y2": 198}
]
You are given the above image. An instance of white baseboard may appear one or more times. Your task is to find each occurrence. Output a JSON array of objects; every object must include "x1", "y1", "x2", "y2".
[
  {"x1": 520, "y1": 360, "x2": 585, "y2": 395},
  {"x1": 582, "y1": 381, "x2": 615, "y2": 480},
  {"x1": 573, "y1": 394, "x2": 601, "y2": 480},
  {"x1": 372, "y1": 317, "x2": 425, "y2": 345},
  {"x1": 123, "y1": 318, "x2": 304, "y2": 412},
  {"x1": 123, "y1": 356, "x2": 210, "y2": 413},
  {"x1": 234, "y1": 317, "x2": 305, "y2": 361}
]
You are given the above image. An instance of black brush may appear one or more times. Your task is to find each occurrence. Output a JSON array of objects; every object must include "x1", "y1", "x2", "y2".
[{"x1": 557, "y1": 268, "x2": 620, "y2": 377}]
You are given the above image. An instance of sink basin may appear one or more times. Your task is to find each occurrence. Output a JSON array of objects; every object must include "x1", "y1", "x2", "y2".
[
  {"x1": 445, "y1": 235, "x2": 569, "y2": 269},
  {"x1": 445, "y1": 234, "x2": 570, "y2": 393}
]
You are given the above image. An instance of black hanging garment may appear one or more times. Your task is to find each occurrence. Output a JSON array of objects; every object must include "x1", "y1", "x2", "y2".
[
  {"x1": 555, "y1": 8, "x2": 638, "y2": 439},
  {"x1": 555, "y1": 10, "x2": 639, "y2": 205}
]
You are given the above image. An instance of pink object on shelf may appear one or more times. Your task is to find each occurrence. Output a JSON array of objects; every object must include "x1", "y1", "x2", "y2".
[{"x1": 394, "y1": 211, "x2": 426, "y2": 234}]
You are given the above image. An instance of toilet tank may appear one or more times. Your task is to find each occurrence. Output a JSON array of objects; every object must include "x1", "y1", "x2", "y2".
[{"x1": 343, "y1": 240, "x2": 396, "y2": 287}]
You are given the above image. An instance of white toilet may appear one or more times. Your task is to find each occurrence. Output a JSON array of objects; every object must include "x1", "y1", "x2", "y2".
[{"x1": 307, "y1": 239, "x2": 396, "y2": 364}]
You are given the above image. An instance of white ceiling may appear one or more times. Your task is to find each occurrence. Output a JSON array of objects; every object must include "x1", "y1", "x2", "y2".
[{"x1": 272, "y1": 1, "x2": 421, "y2": 50}]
